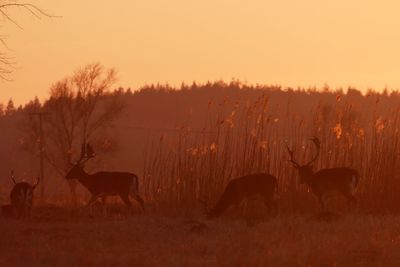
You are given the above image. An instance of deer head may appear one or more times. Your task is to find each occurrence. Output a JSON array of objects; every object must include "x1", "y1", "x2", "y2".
[
  {"x1": 9, "y1": 171, "x2": 40, "y2": 218},
  {"x1": 10, "y1": 170, "x2": 40, "y2": 190},
  {"x1": 65, "y1": 143, "x2": 95, "y2": 180},
  {"x1": 285, "y1": 137, "x2": 320, "y2": 184}
]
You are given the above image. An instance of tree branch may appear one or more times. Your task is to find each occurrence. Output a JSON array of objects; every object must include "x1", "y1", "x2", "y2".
[{"x1": 0, "y1": 1, "x2": 55, "y2": 80}]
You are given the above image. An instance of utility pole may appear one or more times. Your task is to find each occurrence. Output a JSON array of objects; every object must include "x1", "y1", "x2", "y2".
[{"x1": 30, "y1": 112, "x2": 50, "y2": 202}]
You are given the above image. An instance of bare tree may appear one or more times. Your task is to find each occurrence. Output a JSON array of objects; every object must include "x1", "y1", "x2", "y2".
[
  {"x1": 0, "y1": 1, "x2": 52, "y2": 80},
  {"x1": 21, "y1": 63, "x2": 123, "y2": 203}
]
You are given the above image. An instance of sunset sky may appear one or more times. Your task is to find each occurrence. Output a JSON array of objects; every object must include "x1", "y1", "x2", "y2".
[{"x1": 1, "y1": 0, "x2": 400, "y2": 105}]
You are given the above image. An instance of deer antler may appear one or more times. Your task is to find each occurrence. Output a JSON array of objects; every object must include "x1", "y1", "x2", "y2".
[
  {"x1": 285, "y1": 142, "x2": 300, "y2": 168},
  {"x1": 305, "y1": 137, "x2": 320, "y2": 166},
  {"x1": 10, "y1": 170, "x2": 17, "y2": 184},
  {"x1": 75, "y1": 142, "x2": 95, "y2": 165}
]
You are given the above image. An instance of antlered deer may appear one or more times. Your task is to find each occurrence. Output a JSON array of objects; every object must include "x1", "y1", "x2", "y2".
[
  {"x1": 65, "y1": 143, "x2": 145, "y2": 211},
  {"x1": 286, "y1": 138, "x2": 359, "y2": 210},
  {"x1": 207, "y1": 173, "x2": 278, "y2": 219},
  {"x1": 10, "y1": 170, "x2": 40, "y2": 218}
]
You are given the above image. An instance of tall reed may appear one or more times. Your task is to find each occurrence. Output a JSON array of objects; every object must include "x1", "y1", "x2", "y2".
[{"x1": 142, "y1": 89, "x2": 400, "y2": 214}]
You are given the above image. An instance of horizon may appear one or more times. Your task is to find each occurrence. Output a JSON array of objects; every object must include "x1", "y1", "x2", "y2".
[
  {"x1": 1, "y1": 0, "x2": 400, "y2": 105},
  {"x1": 0, "y1": 80, "x2": 394, "y2": 108}
]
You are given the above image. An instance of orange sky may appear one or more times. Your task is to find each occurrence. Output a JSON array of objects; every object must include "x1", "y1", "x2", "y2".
[{"x1": 1, "y1": 0, "x2": 400, "y2": 105}]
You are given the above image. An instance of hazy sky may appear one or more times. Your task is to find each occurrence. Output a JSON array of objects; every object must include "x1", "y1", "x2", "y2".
[{"x1": 1, "y1": 0, "x2": 400, "y2": 105}]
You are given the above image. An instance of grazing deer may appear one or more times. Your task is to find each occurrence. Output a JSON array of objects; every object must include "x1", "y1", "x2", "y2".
[
  {"x1": 65, "y1": 143, "x2": 145, "y2": 212},
  {"x1": 10, "y1": 170, "x2": 40, "y2": 218},
  {"x1": 207, "y1": 173, "x2": 278, "y2": 219},
  {"x1": 286, "y1": 138, "x2": 359, "y2": 210}
]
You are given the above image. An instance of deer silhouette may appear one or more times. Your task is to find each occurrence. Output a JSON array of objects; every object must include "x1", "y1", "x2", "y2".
[
  {"x1": 10, "y1": 170, "x2": 39, "y2": 218},
  {"x1": 207, "y1": 173, "x2": 278, "y2": 219},
  {"x1": 286, "y1": 138, "x2": 359, "y2": 210},
  {"x1": 65, "y1": 143, "x2": 145, "y2": 211}
]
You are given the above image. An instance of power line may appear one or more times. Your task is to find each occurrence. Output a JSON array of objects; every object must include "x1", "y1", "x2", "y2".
[{"x1": 114, "y1": 124, "x2": 218, "y2": 134}]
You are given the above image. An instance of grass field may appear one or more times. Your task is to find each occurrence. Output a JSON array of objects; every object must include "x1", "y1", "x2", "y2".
[{"x1": 1, "y1": 205, "x2": 400, "y2": 267}]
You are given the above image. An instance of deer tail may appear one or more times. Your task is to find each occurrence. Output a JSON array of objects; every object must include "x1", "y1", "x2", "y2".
[
  {"x1": 351, "y1": 171, "x2": 359, "y2": 192},
  {"x1": 273, "y1": 177, "x2": 278, "y2": 192}
]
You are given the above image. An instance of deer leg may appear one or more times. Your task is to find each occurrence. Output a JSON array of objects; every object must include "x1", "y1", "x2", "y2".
[
  {"x1": 101, "y1": 196, "x2": 108, "y2": 217},
  {"x1": 12, "y1": 206, "x2": 18, "y2": 219},
  {"x1": 343, "y1": 192, "x2": 357, "y2": 210},
  {"x1": 265, "y1": 197, "x2": 278, "y2": 218},
  {"x1": 85, "y1": 194, "x2": 100, "y2": 207},
  {"x1": 24, "y1": 206, "x2": 32, "y2": 219},
  {"x1": 83, "y1": 194, "x2": 101, "y2": 217},
  {"x1": 317, "y1": 194, "x2": 325, "y2": 211},
  {"x1": 120, "y1": 194, "x2": 134, "y2": 216},
  {"x1": 348, "y1": 195, "x2": 357, "y2": 205},
  {"x1": 132, "y1": 194, "x2": 145, "y2": 212},
  {"x1": 120, "y1": 194, "x2": 132, "y2": 207},
  {"x1": 238, "y1": 198, "x2": 247, "y2": 215},
  {"x1": 28, "y1": 206, "x2": 32, "y2": 218},
  {"x1": 17, "y1": 206, "x2": 23, "y2": 219},
  {"x1": 232, "y1": 196, "x2": 246, "y2": 215}
]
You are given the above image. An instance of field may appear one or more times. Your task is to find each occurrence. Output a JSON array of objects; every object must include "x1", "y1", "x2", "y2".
[
  {"x1": 3, "y1": 86, "x2": 400, "y2": 266},
  {"x1": 1, "y1": 205, "x2": 400, "y2": 267}
]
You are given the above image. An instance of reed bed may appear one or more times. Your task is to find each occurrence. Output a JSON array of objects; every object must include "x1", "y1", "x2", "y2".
[{"x1": 142, "y1": 89, "x2": 400, "y2": 215}]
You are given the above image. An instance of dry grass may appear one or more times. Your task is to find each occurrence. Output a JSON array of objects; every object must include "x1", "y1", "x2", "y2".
[{"x1": 1, "y1": 205, "x2": 400, "y2": 267}]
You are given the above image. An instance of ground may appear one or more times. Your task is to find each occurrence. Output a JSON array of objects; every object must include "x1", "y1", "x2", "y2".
[{"x1": 1, "y1": 206, "x2": 400, "y2": 267}]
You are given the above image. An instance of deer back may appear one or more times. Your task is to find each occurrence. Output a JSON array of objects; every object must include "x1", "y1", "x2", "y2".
[
  {"x1": 228, "y1": 173, "x2": 278, "y2": 198},
  {"x1": 311, "y1": 167, "x2": 359, "y2": 194},
  {"x1": 78, "y1": 171, "x2": 137, "y2": 196},
  {"x1": 207, "y1": 173, "x2": 277, "y2": 218}
]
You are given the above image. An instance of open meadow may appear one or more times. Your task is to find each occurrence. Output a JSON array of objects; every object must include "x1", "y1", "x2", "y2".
[
  {"x1": 1, "y1": 205, "x2": 400, "y2": 267},
  {"x1": 3, "y1": 86, "x2": 400, "y2": 266}
]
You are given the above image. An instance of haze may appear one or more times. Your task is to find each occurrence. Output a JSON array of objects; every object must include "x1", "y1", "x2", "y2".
[{"x1": 1, "y1": 0, "x2": 400, "y2": 105}]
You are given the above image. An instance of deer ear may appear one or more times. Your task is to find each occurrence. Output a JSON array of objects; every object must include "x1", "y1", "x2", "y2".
[{"x1": 10, "y1": 170, "x2": 17, "y2": 185}]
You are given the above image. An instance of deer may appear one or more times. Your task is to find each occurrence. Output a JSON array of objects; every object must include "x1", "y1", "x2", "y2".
[
  {"x1": 9, "y1": 170, "x2": 40, "y2": 218},
  {"x1": 65, "y1": 143, "x2": 145, "y2": 212},
  {"x1": 285, "y1": 137, "x2": 359, "y2": 210},
  {"x1": 206, "y1": 173, "x2": 278, "y2": 219}
]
